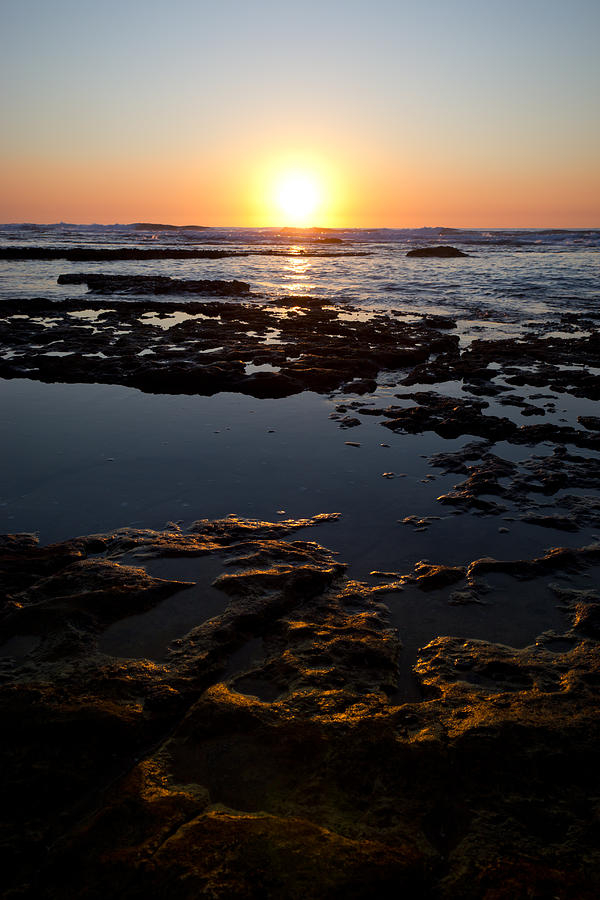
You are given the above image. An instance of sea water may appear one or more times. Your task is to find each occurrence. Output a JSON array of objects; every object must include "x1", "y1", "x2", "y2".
[{"x1": 0, "y1": 224, "x2": 598, "y2": 326}]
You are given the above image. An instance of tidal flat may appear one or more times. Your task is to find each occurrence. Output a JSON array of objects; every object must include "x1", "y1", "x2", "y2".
[{"x1": 1, "y1": 228, "x2": 600, "y2": 897}]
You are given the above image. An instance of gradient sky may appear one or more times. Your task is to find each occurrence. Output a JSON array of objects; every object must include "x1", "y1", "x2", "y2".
[{"x1": 1, "y1": 0, "x2": 599, "y2": 226}]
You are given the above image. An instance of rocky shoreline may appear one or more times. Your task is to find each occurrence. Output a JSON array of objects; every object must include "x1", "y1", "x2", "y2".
[
  {"x1": 0, "y1": 293, "x2": 458, "y2": 397},
  {"x1": 2, "y1": 286, "x2": 600, "y2": 896},
  {"x1": 1, "y1": 517, "x2": 599, "y2": 898}
]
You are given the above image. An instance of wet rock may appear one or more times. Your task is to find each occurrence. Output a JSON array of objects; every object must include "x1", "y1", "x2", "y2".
[
  {"x1": 3, "y1": 245, "x2": 367, "y2": 262},
  {"x1": 339, "y1": 415, "x2": 361, "y2": 428},
  {"x1": 409, "y1": 562, "x2": 466, "y2": 590},
  {"x1": 0, "y1": 297, "x2": 454, "y2": 399},
  {"x1": 1, "y1": 246, "x2": 244, "y2": 261},
  {"x1": 233, "y1": 371, "x2": 303, "y2": 398},
  {"x1": 398, "y1": 331, "x2": 600, "y2": 404},
  {"x1": 420, "y1": 315, "x2": 457, "y2": 329},
  {"x1": 428, "y1": 441, "x2": 600, "y2": 525},
  {"x1": 341, "y1": 377, "x2": 377, "y2": 394},
  {"x1": 549, "y1": 584, "x2": 600, "y2": 638},
  {"x1": 57, "y1": 273, "x2": 251, "y2": 296},
  {"x1": 406, "y1": 246, "x2": 468, "y2": 258},
  {"x1": 578, "y1": 415, "x2": 600, "y2": 431},
  {"x1": 1, "y1": 520, "x2": 600, "y2": 898},
  {"x1": 400, "y1": 515, "x2": 439, "y2": 530},
  {"x1": 381, "y1": 392, "x2": 517, "y2": 442},
  {"x1": 498, "y1": 393, "x2": 546, "y2": 416},
  {"x1": 466, "y1": 543, "x2": 600, "y2": 582}
]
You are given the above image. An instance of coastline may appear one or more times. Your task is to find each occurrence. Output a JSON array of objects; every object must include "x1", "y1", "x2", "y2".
[{"x1": 1, "y1": 235, "x2": 600, "y2": 896}]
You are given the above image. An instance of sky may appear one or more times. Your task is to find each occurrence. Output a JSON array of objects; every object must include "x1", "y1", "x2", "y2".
[{"x1": 1, "y1": 0, "x2": 599, "y2": 227}]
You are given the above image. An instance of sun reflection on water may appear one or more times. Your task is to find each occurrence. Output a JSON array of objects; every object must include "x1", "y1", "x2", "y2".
[{"x1": 285, "y1": 254, "x2": 311, "y2": 288}]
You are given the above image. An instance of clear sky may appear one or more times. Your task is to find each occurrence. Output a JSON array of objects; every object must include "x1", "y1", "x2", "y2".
[{"x1": 1, "y1": 0, "x2": 598, "y2": 226}]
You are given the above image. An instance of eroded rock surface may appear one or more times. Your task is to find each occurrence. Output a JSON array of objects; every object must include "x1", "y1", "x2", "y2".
[
  {"x1": 1, "y1": 517, "x2": 599, "y2": 898},
  {"x1": 0, "y1": 296, "x2": 456, "y2": 399}
]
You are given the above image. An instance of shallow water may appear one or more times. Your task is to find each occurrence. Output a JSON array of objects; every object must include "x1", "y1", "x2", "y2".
[
  {"x1": 2, "y1": 223, "x2": 599, "y2": 666},
  {"x1": 3, "y1": 376, "x2": 595, "y2": 568}
]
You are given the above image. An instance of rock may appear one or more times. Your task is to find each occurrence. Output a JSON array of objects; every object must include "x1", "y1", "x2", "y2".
[
  {"x1": 1, "y1": 520, "x2": 600, "y2": 898},
  {"x1": 0, "y1": 246, "x2": 242, "y2": 261},
  {"x1": 410, "y1": 562, "x2": 466, "y2": 590},
  {"x1": 406, "y1": 246, "x2": 468, "y2": 258},
  {"x1": 339, "y1": 416, "x2": 361, "y2": 428},
  {"x1": 381, "y1": 393, "x2": 517, "y2": 442},
  {"x1": 57, "y1": 273, "x2": 251, "y2": 296},
  {"x1": 341, "y1": 378, "x2": 377, "y2": 395},
  {"x1": 0, "y1": 297, "x2": 449, "y2": 399},
  {"x1": 401, "y1": 516, "x2": 437, "y2": 530},
  {"x1": 233, "y1": 371, "x2": 303, "y2": 399},
  {"x1": 420, "y1": 315, "x2": 457, "y2": 329},
  {"x1": 578, "y1": 415, "x2": 600, "y2": 431},
  {"x1": 549, "y1": 584, "x2": 600, "y2": 638}
]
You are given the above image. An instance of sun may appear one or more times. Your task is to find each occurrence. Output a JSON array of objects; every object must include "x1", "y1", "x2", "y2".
[{"x1": 273, "y1": 170, "x2": 322, "y2": 226}]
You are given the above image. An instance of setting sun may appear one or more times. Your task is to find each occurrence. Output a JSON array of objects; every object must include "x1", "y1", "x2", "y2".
[
  {"x1": 245, "y1": 154, "x2": 346, "y2": 227},
  {"x1": 273, "y1": 171, "x2": 323, "y2": 226}
]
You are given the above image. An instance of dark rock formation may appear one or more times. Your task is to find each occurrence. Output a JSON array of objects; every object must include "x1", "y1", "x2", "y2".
[
  {"x1": 133, "y1": 222, "x2": 208, "y2": 230},
  {"x1": 578, "y1": 415, "x2": 600, "y2": 431},
  {"x1": 426, "y1": 441, "x2": 600, "y2": 528},
  {"x1": 57, "y1": 273, "x2": 251, "y2": 296},
  {"x1": 1, "y1": 519, "x2": 599, "y2": 898},
  {"x1": 0, "y1": 296, "x2": 451, "y2": 399},
  {"x1": 378, "y1": 392, "x2": 600, "y2": 451},
  {"x1": 0, "y1": 247, "x2": 370, "y2": 261},
  {"x1": 0, "y1": 247, "x2": 240, "y2": 261},
  {"x1": 406, "y1": 245, "x2": 468, "y2": 258}
]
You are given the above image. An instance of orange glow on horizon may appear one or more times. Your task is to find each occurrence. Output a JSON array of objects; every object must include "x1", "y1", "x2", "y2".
[
  {"x1": 243, "y1": 154, "x2": 348, "y2": 228},
  {"x1": 1, "y1": 148, "x2": 598, "y2": 228}
]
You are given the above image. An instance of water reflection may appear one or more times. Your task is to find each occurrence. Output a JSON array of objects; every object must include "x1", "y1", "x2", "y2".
[{"x1": 284, "y1": 252, "x2": 310, "y2": 289}]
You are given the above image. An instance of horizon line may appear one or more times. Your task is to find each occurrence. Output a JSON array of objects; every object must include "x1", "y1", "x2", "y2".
[{"x1": 1, "y1": 221, "x2": 599, "y2": 231}]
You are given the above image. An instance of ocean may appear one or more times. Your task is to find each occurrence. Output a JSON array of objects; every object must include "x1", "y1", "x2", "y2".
[{"x1": 1, "y1": 223, "x2": 598, "y2": 328}]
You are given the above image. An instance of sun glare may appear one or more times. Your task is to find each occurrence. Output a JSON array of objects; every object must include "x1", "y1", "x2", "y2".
[{"x1": 274, "y1": 171, "x2": 322, "y2": 226}]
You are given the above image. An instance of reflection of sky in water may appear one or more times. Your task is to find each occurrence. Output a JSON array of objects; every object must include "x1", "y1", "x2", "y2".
[
  {"x1": 1, "y1": 226, "x2": 599, "y2": 671},
  {"x1": 138, "y1": 311, "x2": 217, "y2": 329},
  {"x1": 2, "y1": 376, "x2": 595, "y2": 672},
  {"x1": 3, "y1": 377, "x2": 599, "y2": 573}
]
